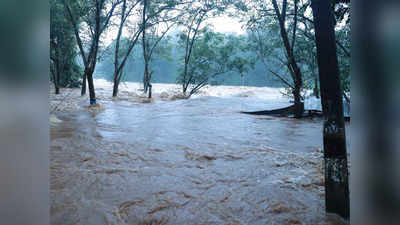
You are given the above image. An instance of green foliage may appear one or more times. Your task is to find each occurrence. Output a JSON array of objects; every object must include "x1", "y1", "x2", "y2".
[
  {"x1": 247, "y1": 18, "x2": 293, "y2": 86},
  {"x1": 336, "y1": 25, "x2": 350, "y2": 93},
  {"x1": 177, "y1": 30, "x2": 253, "y2": 95},
  {"x1": 96, "y1": 35, "x2": 175, "y2": 83},
  {"x1": 96, "y1": 31, "x2": 288, "y2": 87},
  {"x1": 243, "y1": 0, "x2": 350, "y2": 97},
  {"x1": 50, "y1": 0, "x2": 82, "y2": 88},
  {"x1": 49, "y1": 0, "x2": 351, "y2": 95}
]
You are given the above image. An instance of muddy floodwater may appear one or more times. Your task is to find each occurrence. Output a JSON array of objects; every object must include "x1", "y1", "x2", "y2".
[{"x1": 50, "y1": 82, "x2": 349, "y2": 225}]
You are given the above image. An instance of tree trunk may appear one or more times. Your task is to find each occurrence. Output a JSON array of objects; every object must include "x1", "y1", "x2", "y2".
[
  {"x1": 55, "y1": 85, "x2": 60, "y2": 95},
  {"x1": 143, "y1": 73, "x2": 148, "y2": 92},
  {"x1": 112, "y1": 83, "x2": 119, "y2": 98},
  {"x1": 81, "y1": 70, "x2": 87, "y2": 96},
  {"x1": 141, "y1": 0, "x2": 149, "y2": 94},
  {"x1": 293, "y1": 80, "x2": 303, "y2": 118},
  {"x1": 143, "y1": 61, "x2": 149, "y2": 93},
  {"x1": 183, "y1": 83, "x2": 187, "y2": 96},
  {"x1": 311, "y1": 0, "x2": 349, "y2": 219},
  {"x1": 145, "y1": 64, "x2": 150, "y2": 93},
  {"x1": 113, "y1": 0, "x2": 126, "y2": 98},
  {"x1": 55, "y1": 70, "x2": 60, "y2": 95},
  {"x1": 112, "y1": 74, "x2": 119, "y2": 97},
  {"x1": 148, "y1": 84, "x2": 152, "y2": 98},
  {"x1": 314, "y1": 76, "x2": 320, "y2": 98},
  {"x1": 112, "y1": 69, "x2": 122, "y2": 97},
  {"x1": 288, "y1": 63, "x2": 304, "y2": 119},
  {"x1": 52, "y1": 69, "x2": 60, "y2": 95},
  {"x1": 54, "y1": 43, "x2": 61, "y2": 95},
  {"x1": 86, "y1": 69, "x2": 96, "y2": 104}
]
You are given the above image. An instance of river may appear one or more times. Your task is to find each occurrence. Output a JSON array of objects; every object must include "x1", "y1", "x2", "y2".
[{"x1": 50, "y1": 82, "x2": 349, "y2": 225}]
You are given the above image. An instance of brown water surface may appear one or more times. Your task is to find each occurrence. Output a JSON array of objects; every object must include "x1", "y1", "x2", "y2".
[{"x1": 50, "y1": 96, "x2": 348, "y2": 225}]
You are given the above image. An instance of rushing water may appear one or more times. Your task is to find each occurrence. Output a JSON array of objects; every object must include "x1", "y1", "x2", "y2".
[{"x1": 50, "y1": 93, "x2": 349, "y2": 225}]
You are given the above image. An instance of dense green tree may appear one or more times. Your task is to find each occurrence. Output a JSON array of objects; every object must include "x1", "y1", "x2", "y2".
[
  {"x1": 247, "y1": 18, "x2": 296, "y2": 94},
  {"x1": 97, "y1": 30, "x2": 289, "y2": 88},
  {"x1": 50, "y1": 0, "x2": 82, "y2": 94},
  {"x1": 241, "y1": 0, "x2": 307, "y2": 118},
  {"x1": 177, "y1": 30, "x2": 252, "y2": 97},
  {"x1": 177, "y1": 0, "x2": 230, "y2": 95},
  {"x1": 239, "y1": 0, "x2": 350, "y2": 113}
]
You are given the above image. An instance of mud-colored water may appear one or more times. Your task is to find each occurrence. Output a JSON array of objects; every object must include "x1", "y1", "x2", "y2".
[{"x1": 50, "y1": 83, "x2": 349, "y2": 225}]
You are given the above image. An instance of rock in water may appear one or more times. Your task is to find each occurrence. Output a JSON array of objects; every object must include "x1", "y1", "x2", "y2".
[
  {"x1": 50, "y1": 114, "x2": 62, "y2": 124},
  {"x1": 159, "y1": 91, "x2": 169, "y2": 99}
]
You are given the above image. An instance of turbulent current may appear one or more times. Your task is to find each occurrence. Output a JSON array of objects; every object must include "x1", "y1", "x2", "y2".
[{"x1": 50, "y1": 81, "x2": 349, "y2": 225}]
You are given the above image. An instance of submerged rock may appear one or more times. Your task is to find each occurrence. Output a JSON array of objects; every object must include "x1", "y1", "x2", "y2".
[
  {"x1": 169, "y1": 93, "x2": 189, "y2": 101},
  {"x1": 50, "y1": 114, "x2": 62, "y2": 124},
  {"x1": 159, "y1": 92, "x2": 169, "y2": 99},
  {"x1": 235, "y1": 91, "x2": 255, "y2": 97}
]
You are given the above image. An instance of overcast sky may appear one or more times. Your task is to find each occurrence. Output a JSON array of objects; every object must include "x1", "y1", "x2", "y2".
[{"x1": 207, "y1": 15, "x2": 246, "y2": 35}]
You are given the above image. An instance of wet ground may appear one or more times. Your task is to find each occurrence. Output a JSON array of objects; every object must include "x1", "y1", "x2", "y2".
[{"x1": 50, "y1": 83, "x2": 349, "y2": 225}]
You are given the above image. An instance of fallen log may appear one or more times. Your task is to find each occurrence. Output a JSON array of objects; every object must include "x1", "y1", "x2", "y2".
[
  {"x1": 241, "y1": 104, "x2": 297, "y2": 116},
  {"x1": 241, "y1": 104, "x2": 350, "y2": 121}
]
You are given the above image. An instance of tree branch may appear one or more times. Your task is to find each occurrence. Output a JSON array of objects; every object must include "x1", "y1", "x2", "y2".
[{"x1": 268, "y1": 68, "x2": 295, "y2": 89}]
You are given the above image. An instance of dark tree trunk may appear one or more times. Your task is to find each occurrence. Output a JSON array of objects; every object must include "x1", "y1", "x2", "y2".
[
  {"x1": 143, "y1": 65, "x2": 149, "y2": 93},
  {"x1": 143, "y1": 74, "x2": 148, "y2": 92},
  {"x1": 52, "y1": 69, "x2": 60, "y2": 95},
  {"x1": 53, "y1": 43, "x2": 61, "y2": 95},
  {"x1": 314, "y1": 76, "x2": 320, "y2": 98},
  {"x1": 55, "y1": 85, "x2": 60, "y2": 95},
  {"x1": 143, "y1": 64, "x2": 150, "y2": 93},
  {"x1": 87, "y1": 69, "x2": 96, "y2": 104},
  {"x1": 56, "y1": 60, "x2": 61, "y2": 94},
  {"x1": 146, "y1": 72, "x2": 152, "y2": 98},
  {"x1": 141, "y1": 0, "x2": 150, "y2": 94},
  {"x1": 112, "y1": 75, "x2": 119, "y2": 98},
  {"x1": 112, "y1": 85, "x2": 118, "y2": 98},
  {"x1": 311, "y1": 0, "x2": 349, "y2": 219},
  {"x1": 112, "y1": 69, "x2": 122, "y2": 97},
  {"x1": 182, "y1": 83, "x2": 187, "y2": 95},
  {"x1": 293, "y1": 78, "x2": 303, "y2": 118},
  {"x1": 112, "y1": 0, "x2": 127, "y2": 98},
  {"x1": 55, "y1": 71, "x2": 60, "y2": 95},
  {"x1": 81, "y1": 71, "x2": 87, "y2": 96},
  {"x1": 148, "y1": 84, "x2": 152, "y2": 98}
]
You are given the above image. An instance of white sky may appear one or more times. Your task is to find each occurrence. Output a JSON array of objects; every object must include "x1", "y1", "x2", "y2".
[{"x1": 207, "y1": 15, "x2": 246, "y2": 35}]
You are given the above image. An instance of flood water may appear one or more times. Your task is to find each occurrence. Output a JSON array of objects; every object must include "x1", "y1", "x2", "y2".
[{"x1": 50, "y1": 93, "x2": 349, "y2": 225}]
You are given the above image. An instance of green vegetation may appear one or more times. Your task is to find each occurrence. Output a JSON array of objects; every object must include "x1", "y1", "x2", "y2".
[
  {"x1": 50, "y1": 0, "x2": 82, "y2": 93},
  {"x1": 51, "y1": 0, "x2": 350, "y2": 102},
  {"x1": 177, "y1": 30, "x2": 253, "y2": 96}
]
